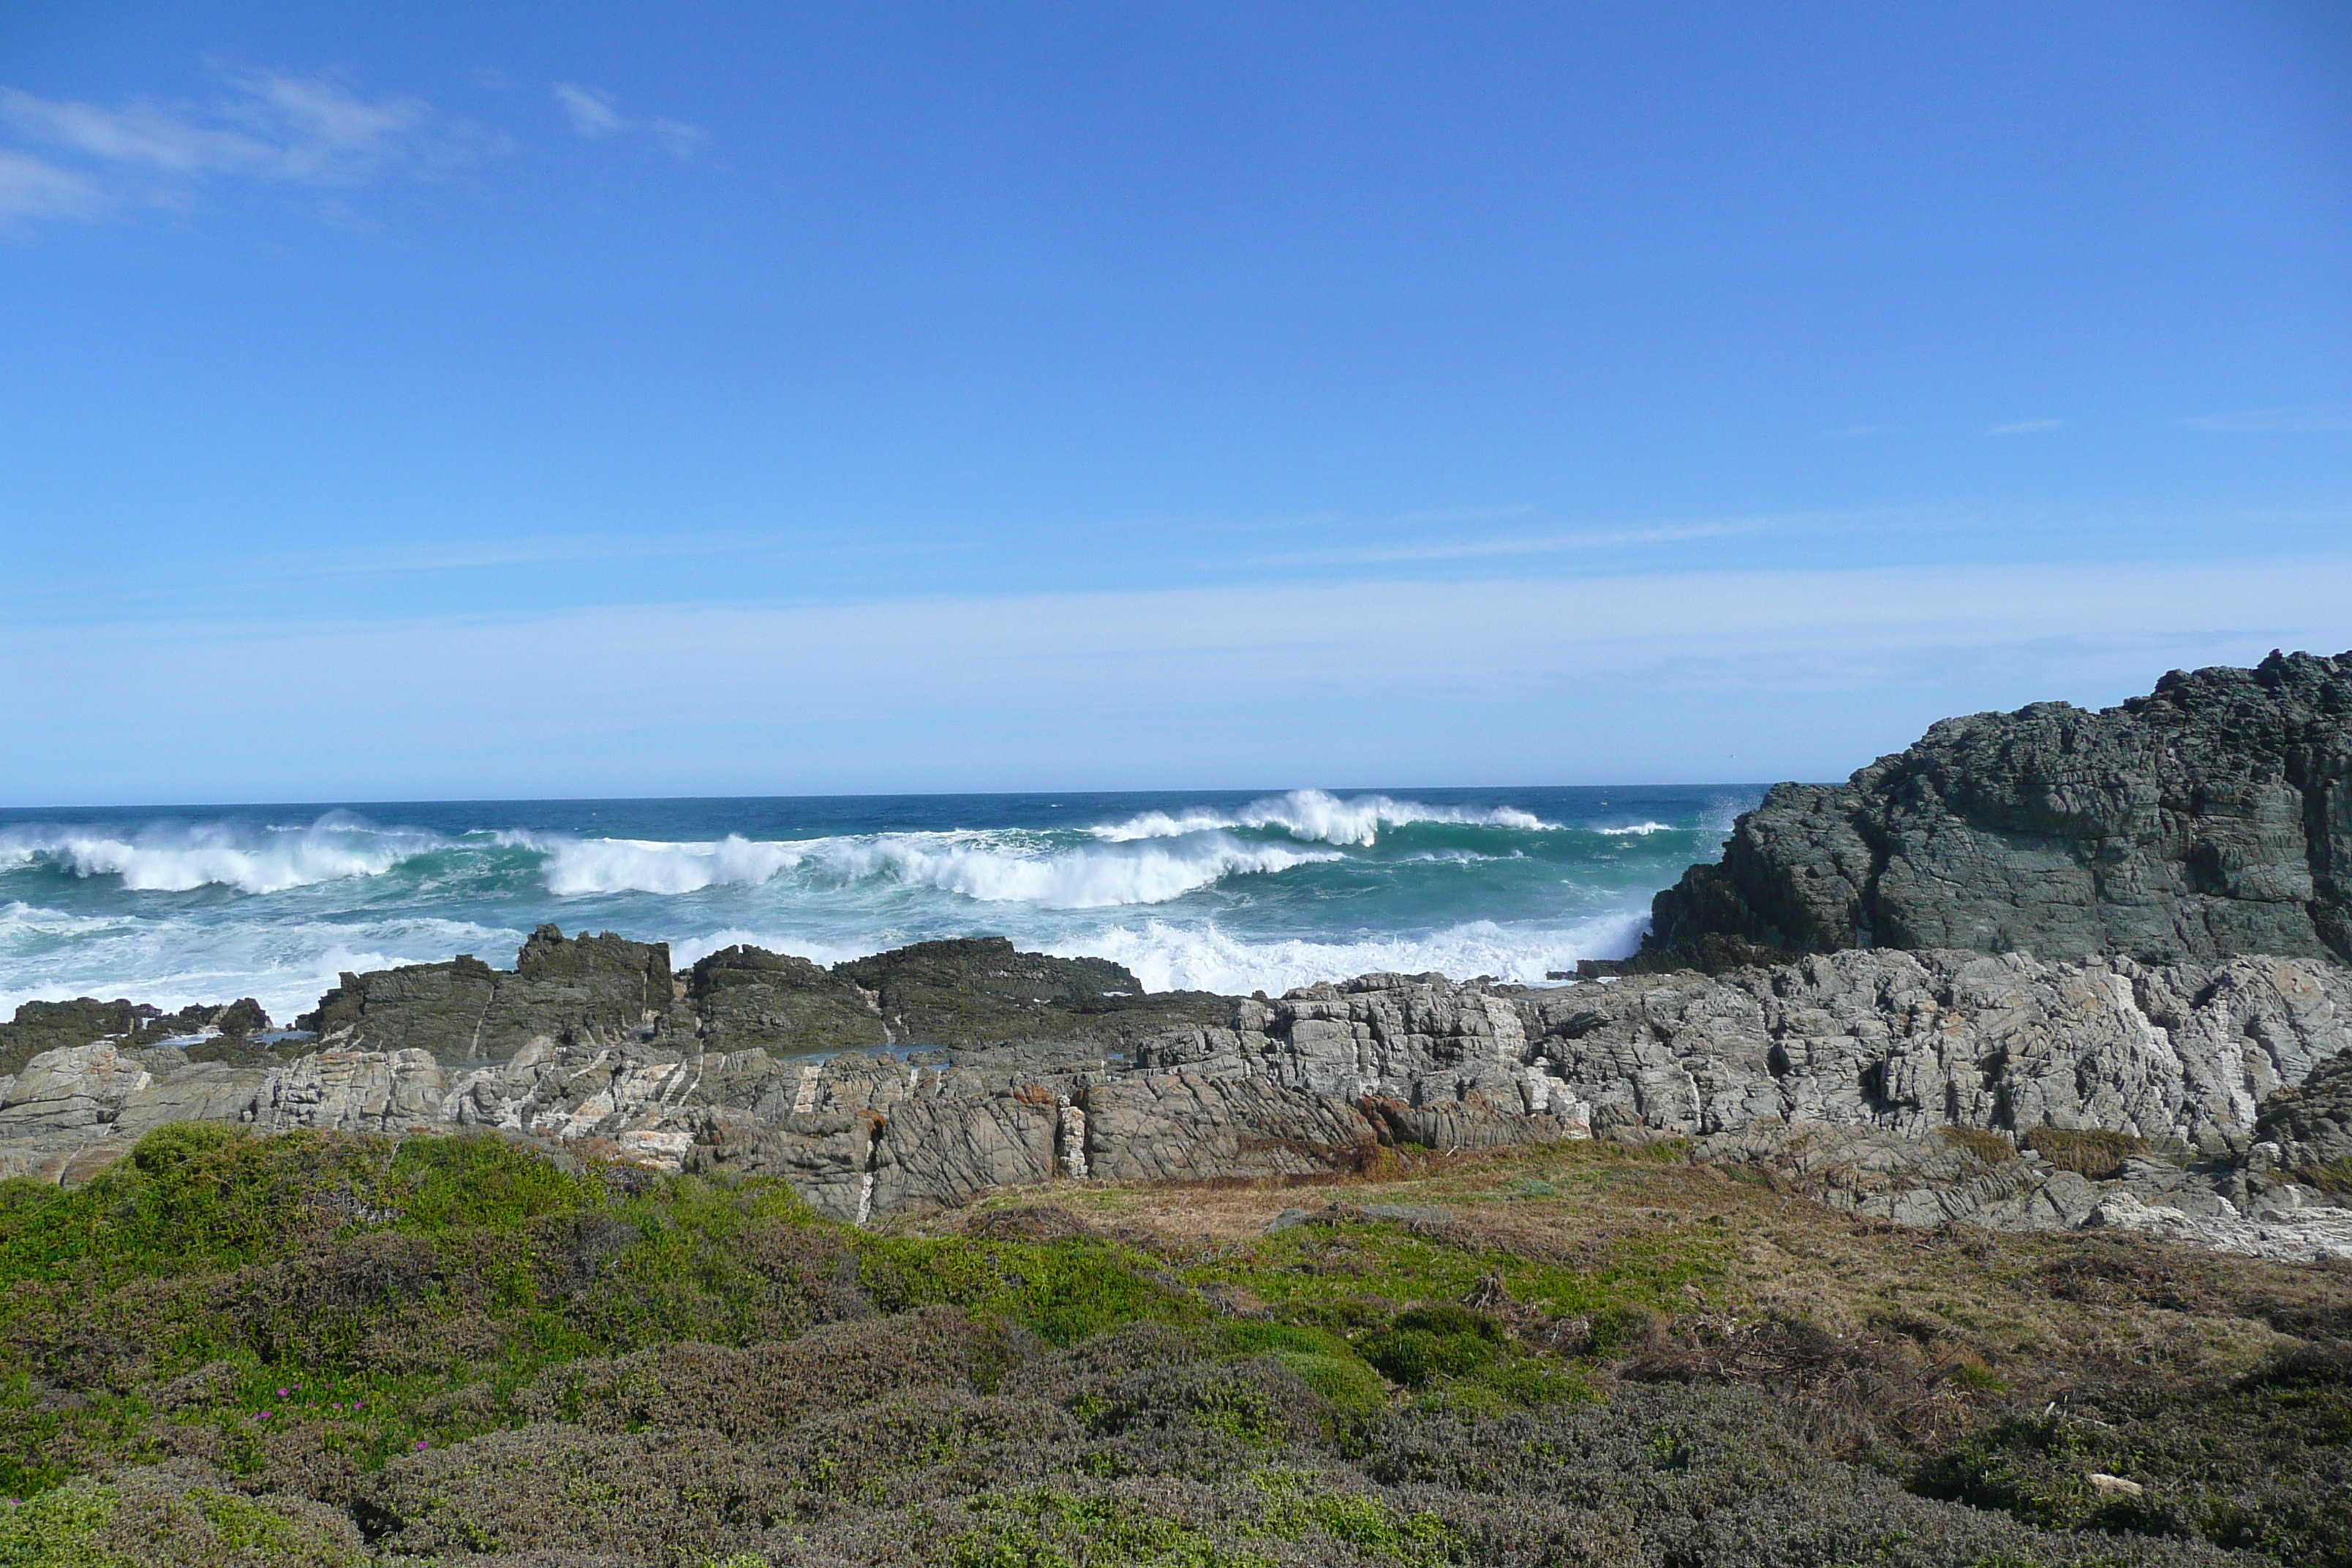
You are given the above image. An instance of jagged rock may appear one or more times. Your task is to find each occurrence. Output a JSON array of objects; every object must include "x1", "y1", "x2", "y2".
[
  {"x1": 2254, "y1": 1047, "x2": 2352, "y2": 1177},
  {"x1": 7, "y1": 928, "x2": 2351, "y2": 1252},
  {"x1": 836, "y1": 936, "x2": 1229, "y2": 1049},
  {"x1": 301, "y1": 924, "x2": 674, "y2": 1060},
  {"x1": 1525, "y1": 950, "x2": 2352, "y2": 1153},
  {"x1": 1648, "y1": 650, "x2": 2352, "y2": 965},
  {"x1": 0, "y1": 1042, "x2": 152, "y2": 1136},
  {"x1": 1138, "y1": 972, "x2": 1588, "y2": 1128},
  {"x1": 687, "y1": 944, "x2": 888, "y2": 1056}
]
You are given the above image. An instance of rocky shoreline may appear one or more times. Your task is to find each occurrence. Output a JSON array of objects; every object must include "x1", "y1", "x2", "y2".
[
  {"x1": 7, "y1": 652, "x2": 2351, "y2": 1258},
  {"x1": 10, "y1": 654, "x2": 2352, "y2": 1568},
  {"x1": 6, "y1": 925, "x2": 2348, "y2": 1257}
]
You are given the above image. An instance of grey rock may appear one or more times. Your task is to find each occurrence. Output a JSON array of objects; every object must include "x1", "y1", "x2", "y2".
[
  {"x1": 7, "y1": 923, "x2": 2351, "y2": 1256},
  {"x1": 1648, "y1": 649, "x2": 2352, "y2": 966},
  {"x1": 2253, "y1": 1046, "x2": 2352, "y2": 1176},
  {"x1": 301, "y1": 924, "x2": 674, "y2": 1061},
  {"x1": 686, "y1": 945, "x2": 887, "y2": 1057},
  {"x1": 837, "y1": 936, "x2": 1229, "y2": 1049}
]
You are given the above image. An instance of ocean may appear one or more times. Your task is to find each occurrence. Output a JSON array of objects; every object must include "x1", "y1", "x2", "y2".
[{"x1": 0, "y1": 787, "x2": 1757, "y2": 1023}]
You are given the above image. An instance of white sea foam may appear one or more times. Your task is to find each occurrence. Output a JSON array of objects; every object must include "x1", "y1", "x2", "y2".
[
  {"x1": 0, "y1": 911, "x2": 524, "y2": 1024},
  {"x1": 0, "y1": 813, "x2": 442, "y2": 894},
  {"x1": 516, "y1": 827, "x2": 1338, "y2": 908},
  {"x1": 1090, "y1": 788, "x2": 1554, "y2": 848},
  {"x1": 804, "y1": 832, "x2": 1340, "y2": 908},
  {"x1": 668, "y1": 927, "x2": 883, "y2": 972},
  {"x1": 1594, "y1": 821, "x2": 1677, "y2": 836},
  {"x1": 514, "y1": 833, "x2": 807, "y2": 897},
  {"x1": 1044, "y1": 912, "x2": 1651, "y2": 996}
]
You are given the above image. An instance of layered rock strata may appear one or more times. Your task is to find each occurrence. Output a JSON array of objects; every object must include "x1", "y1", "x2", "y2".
[
  {"x1": 4, "y1": 930, "x2": 2348, "y2": 1253},
  {"x1": 1646, "y1": 650, "x2": 2352, "y2": 967}
]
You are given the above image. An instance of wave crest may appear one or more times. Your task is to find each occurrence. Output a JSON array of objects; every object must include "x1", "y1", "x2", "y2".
[
  {"x1": 807, "y1": 832, "x2": 1336, "y2": 908},
  {"x1": 1090, "y1": 788, "x2": 1553, "y2": 847},
  {"x1": 510, "y1": 833, "x2": 807, "y2": 897},
  {"x1": 516, "y1": 829, "x2": 1336, "y2": 908},
  {"x1": 0, "y1": 813, "x2": 442, "y2": 895},
  {"x1": 1044, "y1": 913, "x2": 1648, "y2": 995}
]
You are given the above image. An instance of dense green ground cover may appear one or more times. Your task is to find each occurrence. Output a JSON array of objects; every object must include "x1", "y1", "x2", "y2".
[{"x1": 0, "y1": 1124, "x2": 2341, "y2": 1567}]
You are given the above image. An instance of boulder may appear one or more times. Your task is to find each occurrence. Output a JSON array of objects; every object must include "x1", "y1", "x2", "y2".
[{"x1": 1647, "y1": 649, "x2": 2352, "y2": 965}]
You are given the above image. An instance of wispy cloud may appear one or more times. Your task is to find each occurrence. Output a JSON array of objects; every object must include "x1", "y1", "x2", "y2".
[
  {"x1": 2182, "y1": 403, "x2": 2352, "y2": 434},
  {"x1": 1393, "y1": 504, "x2": 1534, "y2": 524},
  {"x1": 0, "y1": 146, "x2": 105, "y2": 222},
  {"x1": 551, "y1": 83, "x2": 705, "y2": 157},
  {"x1": 0, "y1": 71, "x2": 470, "y2": 227},
  {"x1": 248, "y1": 532, "x2": 761, "y2": 578},
  {"x1": 1217, "y1": 512, "x2": 1838, "y2": 572},
  {"x1": 1986, "y1": 418, "x2": 2062, "y2": 436}
]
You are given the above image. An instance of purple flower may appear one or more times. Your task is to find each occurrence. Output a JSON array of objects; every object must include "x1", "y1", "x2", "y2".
[
  {"x1": 257, "y1": 1411, "x2": 271, "y2": 1420},
  {"x1": 415, "y1": 1439, "x2": 427, "y2": 1450},
  {"x1": 276, "y1": 1388, "x2": 289, "y2": 1398}
]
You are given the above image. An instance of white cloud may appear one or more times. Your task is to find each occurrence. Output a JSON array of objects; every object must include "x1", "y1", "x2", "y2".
[
  {"x1": 0, "y1": 146, "x2": 104, "y2": 222},
  {"x1": 552, "y1": 83, "x2": 626, "y2": 137},
  {"x1": 1986, "y1": 418, "x2": 2062, "y2": 436},
  {"x1": 552, "y1": 83, "x2": 705, "y2": 156},
  {"x1": 1220, "y1": 511, "x2": 1844, "y2": 570},
  {"x1": 2182, "y1": 403, "x2": 2352, "y2": 434},
  {"x1": 1394, "y1": 504, "x2": 1534, "y2": 524},
  {"x1": 0, "y1": 72, "x2": 453, "y2": 226}
]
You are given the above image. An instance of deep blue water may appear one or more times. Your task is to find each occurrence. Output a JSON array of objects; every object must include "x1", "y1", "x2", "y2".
[{"x1": 0, "y1": 786, "x2": 1757, "y2": 1021}]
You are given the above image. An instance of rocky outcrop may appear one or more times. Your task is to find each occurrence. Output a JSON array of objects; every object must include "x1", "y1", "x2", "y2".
[
  {"x1": 2251, "y1": 1046, "x2": 2352, "y2": 1180},
  {"x1": 300, "y1": 924, "x2": 676, "y2": 1060},
  {"x1": 7, "y1": 925, "x2": 2351, "y2": 1252},
  {"x1": 834, "y1": 937, "x2": 1232, "y2": 1049},
  {"x1": 0, "y1": 995, "x2": 275, "y2": 1077},
  {"x1": 1646, "y1": 650, "x2": 2352, "y2": 967},
  {"x1": 687, "y1": 945, "x2": 889, "y2": 1055}
]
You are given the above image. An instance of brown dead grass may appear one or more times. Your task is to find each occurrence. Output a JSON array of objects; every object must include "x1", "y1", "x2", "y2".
[{"x1": 913, "y1": 1135, "x2": 2340, "y2": 1408}]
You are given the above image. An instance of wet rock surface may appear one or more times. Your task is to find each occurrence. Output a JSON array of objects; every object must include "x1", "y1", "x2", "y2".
[{"x1": 1647, "y1": 649, "x2": 2352, "y2": 966}]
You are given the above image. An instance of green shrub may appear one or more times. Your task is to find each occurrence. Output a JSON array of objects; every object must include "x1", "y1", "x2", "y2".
[
  {"x1": 0, "y1": 1481, "x2": 129, "y2": 1568},
  {"x1": 857, "y1": 1236, "x2": 1194, "y2": 1346}
]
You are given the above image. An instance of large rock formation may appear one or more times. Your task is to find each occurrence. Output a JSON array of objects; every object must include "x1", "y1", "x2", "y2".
[
  {"x1": 1646, "y1": 650, "x2": 2352, "y2": 966},
  {"x1": 301, "y1": 924, "x2": 678, "y2": 1060},
  {"x1": 6, "y1": 927, "x2": 2350, "y2": 1252}
]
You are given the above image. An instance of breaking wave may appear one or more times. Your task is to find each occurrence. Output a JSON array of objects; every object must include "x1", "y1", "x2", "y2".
[
  {"x1": 0, "y1": 814, "x2": 442, "y2": 895},
  {"x1": 515, "y1": 829, "x2": 1340, "y2": 908},
  {"x1": 807, "y1": 834, "x2": 1340, "y2": 908},
  {"x1": 1089, "y1": 788, "x2": 1553, "y2": 848},
  {"x1": 1594, "y1": 821, "x2": 1676, "y2": 836},
  {"x1": 1044, "y1": 913, "x2": 1650, "y2": 996},
  {"x1": 510, "y1": 833, "x2": 806, "y2": 897}
]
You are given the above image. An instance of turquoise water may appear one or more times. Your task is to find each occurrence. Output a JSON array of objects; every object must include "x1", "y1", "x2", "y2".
[{"x1": 0, "y1": 787, "x2": 1755, "y2": 1021}]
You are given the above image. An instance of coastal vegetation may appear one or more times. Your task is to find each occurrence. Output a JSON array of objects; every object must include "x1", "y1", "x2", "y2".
[{"x1": 1, "y1": 1123, "x2": 2342, "y2": 1566}]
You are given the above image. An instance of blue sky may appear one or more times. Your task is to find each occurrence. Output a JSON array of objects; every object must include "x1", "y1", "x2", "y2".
[{"x1": 2, "y1": 2, "x2": 2348, "y2": 804}]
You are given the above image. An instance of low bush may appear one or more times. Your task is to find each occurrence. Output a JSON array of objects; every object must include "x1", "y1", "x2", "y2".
[
  {"x1": 1937, "y1": 1126, "x2": 2015, "y2": 1165},
  {"x1": 2021, "y1": 1128, "x2": 2149, "y2": 1180},
  {"x1": 0, "y1": 1122, "x2": 2334, "y2": 1567}
]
